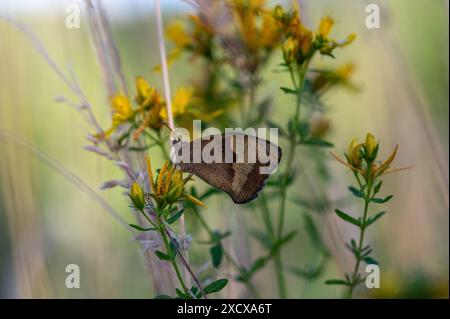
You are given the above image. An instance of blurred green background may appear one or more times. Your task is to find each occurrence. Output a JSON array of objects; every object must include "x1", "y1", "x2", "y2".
[{"x1": 0, "y1": 0, "x2": 448, "y2": 298}]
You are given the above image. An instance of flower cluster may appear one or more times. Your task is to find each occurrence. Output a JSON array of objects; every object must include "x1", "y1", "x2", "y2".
[
  {"x1": 274, "y1": 6, "x2": 356, "y2": 66},
  {"x1": 102, "y1": 76, "x2": 197, "y2": 140},
  {"x1": 332, "y1": 133, "x2": 401, "y2": 180},
  {"x1": 129, "y1": 157, "x2": 205, "y2": 212}
]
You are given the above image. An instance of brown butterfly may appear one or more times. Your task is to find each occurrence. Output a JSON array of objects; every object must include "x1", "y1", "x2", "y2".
[{"x1": 173, "y1": 133, "x2": 282, "y2": 204}]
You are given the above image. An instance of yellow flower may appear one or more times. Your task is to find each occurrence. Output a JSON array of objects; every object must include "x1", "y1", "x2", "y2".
[
  {"x1": 135, "y1": 76, "x2": 161, "y2": 107},
  {"x1": 160, "y1": 87, "x2": 194, "y2": 120},
  {"x1": 260, "y1": 13, "x2": 281, "y2": 48},
  {"x1": 318, "y1": 32, "x2": 356, "y2": 56},
  {"x1": 111, "y1": 93, "x2": 134, "y2": 127},
  {"x1": 166, "y1": 21, "x2": 191, "y2": 48},
  {"x1": 146, "y1": 158, "x2": 205, "y2": 210},
  {"x1": 311, "y1": 63, "x2": 359, "y2": 93},
  {"x1": 318, "y1": 16, "x2": 334, "y2": 37}
]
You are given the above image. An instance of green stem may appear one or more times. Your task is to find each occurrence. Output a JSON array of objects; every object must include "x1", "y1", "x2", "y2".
[
  {"x1": 347, "y1": 170, "x2": 372, "y2": 298},
  {"x1": 158, "y1": 216, "x2": 189, "y2": 293},
  {"x1": 273, "y1": 64, "x2": 308, "y2": 299},
  {"x1": 140, "y1": 208, "x2": 188, "y2": 294},
  {"x1": 192, "y1": 206, "x2": 261, "y2": 298},
  {"x1": 260, "y1": 194, "x2": 275, "y2": 240}
]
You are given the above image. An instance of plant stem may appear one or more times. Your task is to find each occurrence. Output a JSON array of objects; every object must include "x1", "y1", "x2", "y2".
[
  {"x1": 139, "y1": 208, "x2": 189, "y2": 294},
  {"x1": 159, "y1": 218, "x2": 189, "y2": 293},
  {"x1": 192, "y1": 206, "x2": 261, "y2": 298},
  {"x1": 347, "y1": 170, "x2": 372, "y2": 298},
  {"x1": 260, "y1": 194, "x2": 275, "y2": 239},
  {"x1": 273, "y1": 64, "x2": 307, "y2": 299}
]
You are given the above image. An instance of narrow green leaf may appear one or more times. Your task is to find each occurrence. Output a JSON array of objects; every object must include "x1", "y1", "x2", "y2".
[
  {"x1": 128, "y1": 224, "x2": 156, "y2": 232},
  {"x1": 280, "y1": 86, "x2": 298, "y2": 94},
  {"x1": 364, "y1": 256, "x2": 379, "y2": 265},
  {"x1": 210, "y1": 244, "x2": 223, "y2": 268},
  {"x1": 348, "y1": 186, "x2": 364, "y2": 198},
  {"x1": 335, "y1": 209, "x2": 361, "y2": 227},
  {"x1": 155, "y1": 250, "x2": 174, "y2": 261},
  {"x1": 250, "y1": 230, "x2": 273, "y2": 251},
  {"x1": 303, "y1": 214, "x2": 327, "y2": 254},
  {"x1": 373, "y1": 180, "x2": 383, "y2": 195},
  {"x1": 371, "y1": 195, "x2": 393, "y2": 204},
  {"x1": 199, "y1": 188, "x2": 221, "y2": 200},
  {"x1": 169, "y1": 240, "x2": 179, "y2": 259},
  {"x1": 167, "y1": 209, "x2": 184, "y2": 225},
  {"x1": 266, "y1": 121, "x2": 287, "y2": 137},
  {"x1": 204, "y1": 279, "x2": 228, "y2": 294},
  {"x1": 365, "y1": 211, "x2": 386, "y2": 227},
  {"x1": 175, "y1": 288, "x2": 192, "y2": 299},
  {"x1": 154, "y1": 294, "x2": 172, "y2": 299},
  {"x1": 272, "y1": 231, "x2": 297, "y2": 253},
  {"x1": 301, "y1": 138, "x2": 334, "y2": 148},
  {"x1": 325, "y1": 279, "x2": 350, "y2": 286}
]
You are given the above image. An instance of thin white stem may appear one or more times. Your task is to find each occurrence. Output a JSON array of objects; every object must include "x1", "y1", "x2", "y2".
[
  {"x1": 153, "y1": 0, "x2": 191, "y2": 287},
  {"x1": 154, "y1": 0, "x2": 175, "y2": 131}
]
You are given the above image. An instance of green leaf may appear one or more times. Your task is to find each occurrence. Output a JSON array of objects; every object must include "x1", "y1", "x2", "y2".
[
  {"x1": 167, "y1": 209, "x2": 184, "y2": 225},
  {"x1": 348, "y1": 186, "x2": 364, "y2": 198},
  {"x1": 364, "y1": 256, "x2": 379, "y2": 265},
  {"x1": 301, "y1": 138, "x2": 334, "y2": 148},
  {"x1": 154, "y1": 294, "x2": 172, "y2": 299},
  {"x1": 266, "y1": 121, "x2": 287, "y2": 137},
  {"x1": 272, "y1": 231, "x2": 297, "y2": 253},
  {"x1": 297, "y1": 122, "x2": 309, "y2": 140},
  {"x1": 199, "y1": 188, "x2": 221, "y2": 200},
  {"x1": 303, "y1": 214, "x2": 327, "y2": 254},
  {"x1": 335, "y1": 209, "x2": 361, "y2": 227},
  {"x1": 204, "y1": 279, "x2": 228, "y2": 295},
  {"x1": 129, "y1": 143, "x2": 157, "y2": 152},
  {"x1": 289, "y1": 259, "x2": 327, "y2": 280},
  {"x1": 373, "y1": 180, "x2": 383, "y2": 195},
  {"x1": 190, "y1": 287, "x2": 202, "y2": 299},
  {"x1": 169, "y1": 240, "x2": 179, "y2": 259},
  {"x1": 210, "y1": 244, "x2": 223, "y2": 268},
  {"x1": 325, "y1": 279, "x2": 350, "y2": 286},
  {"x1": 211, "y1": 230, "x2": 232, "y2": 242},
  {"x1": 155, "y1": 250, "x2": 174, "y2": 261},
  {"x1": 365, "y1": 211, "x2": 386, "y2": 227},
  {"x1": 175, "y1": 288, "x2": 191, "y2": 299},
  {"x1": 371, "y1": 195, "x2": 393, "y2": 203},
  {"x1": 128, "y1": 224, "x2": 156, "y2": 232},
  {"x1": 280, "y1": 86, "x2": 298, "y2": 94},
  {"x1": 250, "y1": 230, "x2": 273, "y2": 251}
]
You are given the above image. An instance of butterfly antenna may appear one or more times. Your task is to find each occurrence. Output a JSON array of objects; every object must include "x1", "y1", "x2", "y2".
[{"x1": 160, "y1": 120, "x2": 181, "y2": 144}]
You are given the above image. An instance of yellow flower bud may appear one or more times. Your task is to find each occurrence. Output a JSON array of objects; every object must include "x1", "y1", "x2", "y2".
[
  {"x1": 273, "y1": 5, "x2": 285, "y2": 20},
  {"x1": 318, "y1": 16, "x2": 335, "y2": 37},
  {"x1": 364, "y1": 133, "x2": 379, "y2": 161},
  {"x1": 283, "y1": 37, "x2": 298, "y2": 64},
  {"x1": 130, "y1": 182, "x2": 145, "y2": 209},
  {"x1": 347, "y1": 138, "x2": 363, "y2": 169}
]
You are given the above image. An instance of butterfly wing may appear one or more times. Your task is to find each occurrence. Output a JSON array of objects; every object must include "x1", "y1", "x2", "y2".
[{"x1": 176, "y1": 133, "x2": 281, "y2": 204}]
